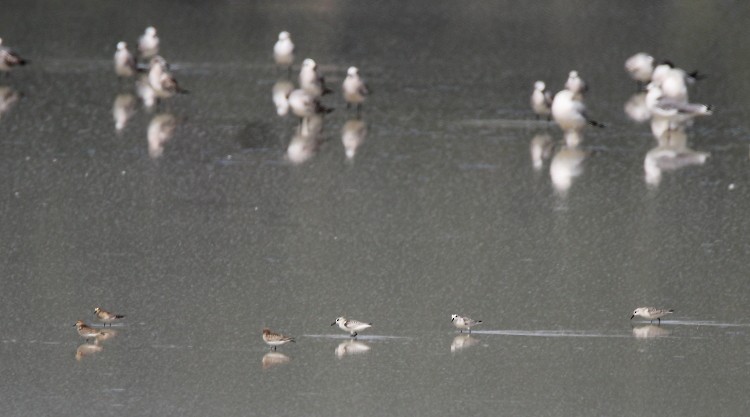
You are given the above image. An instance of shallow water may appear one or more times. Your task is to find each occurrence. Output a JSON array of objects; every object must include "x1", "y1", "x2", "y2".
[{"x1": 1, "y1": 1, "x2": 750, "y2": 416}]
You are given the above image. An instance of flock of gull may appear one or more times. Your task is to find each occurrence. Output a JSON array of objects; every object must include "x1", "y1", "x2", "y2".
[{"x1": 530, "y1": 52, "x2": 713, "y2": 190}]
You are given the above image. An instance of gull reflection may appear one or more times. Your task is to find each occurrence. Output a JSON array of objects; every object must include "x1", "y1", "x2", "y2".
[
  {"x1": 286, "y1": 114, "x2": 324, "y2": 165},
  {"x1": 341, "y1": 118, "x2": 367, "y2": 160},
  {"x1": 272, "y1": 79, "x2": 294, "y2": 116},
  {"x1": 96, "y1": 328, "x2": 118, "y2": 342},
  {"x1": 450, "y1": 334, "x2": 479, "y2": 353},
  {"x1": 632, "y1": 324, "x2": 671, "y2": 339},
  {"x1": 624, "y1": 92, "x2": 650, "y2": 123},
  {"x1": 113, "y1": 93, "x2": 137, "y2": 132},
  {"x1": 550, "y1": 140, "x2": 587, "y2": 194},
  {"x1": 262, "y1": 351, "x2": 291, "y2": 369},
  {"x1": 147, "y1": 113, "x2": 178, "y2": 159},
  {"x1": 75, "y1": 341, "x2": 103, "y2": 361},
  {"x1": 530, "y1": 133, "x2": 553, "y2": 171},
  {"x1": 136, "y1": 74, "x2": 157, "y2": 108},
  {"x1": 0, "y1": 85, "x2": 20, "y2": 119},
  {"x1": 335, "y1": 340, "x2": 370, "y2": 358},
  {"x1": 644, "y1": 130, "x2": 708, "y2": 187}
]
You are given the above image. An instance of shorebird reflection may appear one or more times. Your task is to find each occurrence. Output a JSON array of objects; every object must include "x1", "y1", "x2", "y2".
[
  {"x1": 550, "y1": 141, "x2": 587, "y2": 194},
  {"x1": 262, "y1": 351, "x2": 291, "y2": 369},
  {"x1": 286, "y1": 114, "x2": 324, "y2": 165},
  {"x1": 450, "y1": 334, "x2": 479, "y2": 353},
  {"x1": 644, "y1": 130, "x2": 708, "y2": 187},
  {"x1": 272, "y1": 79, "x2": 294, "y2": 116},
  {"x1": 0, "y1": 85, "x2": 20, "y2": 119},
  {"x1": 147, "y1": 113, "x2": 178, "y2": 158},
  {"x1": 75, "y1": 342, "x2": 103, "y2": 361},
  {"x1": 335, "y1": 340, "x2": 371, "y2": 358},
  {"x1": 624, "y1": 92, "x2": 650, "y2": 123},
  {"x1": 632, "y1": 324, "x2": 671, "y2": 339},
  {"x1": 341, "y1": 118, "x2": 367, "y2": 160},
  {"x1": 530, "y1": 133, "x2": 554, "y2": 171},
  {"x1": 113, "y1": 93, "x2": 137, "y2": 132}
]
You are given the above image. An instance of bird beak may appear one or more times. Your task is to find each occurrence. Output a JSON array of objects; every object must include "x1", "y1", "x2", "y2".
[
  {"x1": 330, "y1": 322, "x2": 336, "y2": 326},
  {"x1": 451, "y1": 317, "x2": 455, "y2": 322},
  {"x1": 630, "y1": 315, "x2": 635, "y2": 320}
]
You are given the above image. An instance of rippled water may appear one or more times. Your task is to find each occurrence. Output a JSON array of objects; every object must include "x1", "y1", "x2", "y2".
[{"x1": 1, "y1": 1, "x2": 749, "y2": 416}]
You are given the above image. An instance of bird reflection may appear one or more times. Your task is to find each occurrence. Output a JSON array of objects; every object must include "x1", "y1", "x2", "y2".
[
  {"x1": 96, "y1": 328, "x2": 118, "y2": 342},
  {"x1": 644, "y1": 129, "x2": 708, "y2": 187},
  {"x1": 632, "y1": 324, "x2": 671, "y2": 339},
  {"x1": 450, "y1": 334, "x2": 479, "y2": 353},
  {"x1": 530, "y1": 133, "x2": 554, "y2": 171},
  {"x1": 624, "y1": 92, "x2": 650, "y2": 123},
  {"x1": 75, "y1": 342, "x2": 103, "y2": 361},
  {"x1": 335, "y1": 340, "x2": 370, "y2": 358},
  {"x1": 550, "y1": 141, "x2": 587, "y2": 194},
  {"x1": 341, "y1": 118, "x2": 367, "y2": 160},
  {"x1": 286, "y1": 114, "x2": 324, "y2": 165},
  {"x1": 272, "y1": 79, "x2": 294, "y2": 116},
  {"x1": 0, "y1": 85, "x2": 20, "y2": 119},
  {"x1": 136, "y1": 74, "x2": 157, "y2": 108},
  {"x1": 262, "y1": 351, "x2": 291, "y2": 369},
  {"x1": 147, "y1": 113, "x2": 178, "y2": 158},
  {"x1": 113, "y1": 93, "x2": 137, "y2": 132}
]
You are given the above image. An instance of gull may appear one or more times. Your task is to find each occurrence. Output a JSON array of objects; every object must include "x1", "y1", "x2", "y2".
[
  {"x1": 651, "y1": 61, "x2": 705, "y2": 102},
  {"x1": 299, "y1": 58, "x2": 332, "y2": 97},
  {"x1": 138, "y1": 26, "x2": 159, "y2": 59},
  {"x1": 342, "y1": 66, "x2": 370, "y2": 114},
  {"x1": 94, "y1": 307, "x2": 125, "y2": 327},
  {"x1": 564, "y1": 70, "x2": 587, "y2": 95},
  {"x1": 630, "y1": 307, "x2": 674, "y2": 324},
  {"x1": 332, "y1": 317, "x2": 372, "y2": 337},
  {"x1": 273, "y1": 31, "x2": 294, "y2": 71},
  {"x1": 114, "y1": 41, "x2": 137, "y2": 78},
  {"x1": 74, "y1": 320, "x2": 104, "y2": 342},
  {"x1": 262, "y1": 328, "x2": 296, "y2": 350},
  {"x1": 551, "y1": 89, "x2": 604, "y2": 139},
  {"x1": 451, "y1": 314, "x2": 481, "y2": 333},
  {"x1": 530, "y1": 81, "x2": 552, "y2": 121},
  {"x1": 625, "y1": 53, "x2": 654, "y2": 88},
  {"x1": 0, "y1": 38, "x2": 28, "y2": 75},
  {"x1": 148, "y1": 56, "x2": 189, "y2": 100}
]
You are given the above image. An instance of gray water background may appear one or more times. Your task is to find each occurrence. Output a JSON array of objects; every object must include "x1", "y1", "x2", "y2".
[{"x1": 1, "y1": 1, "x2": 749, "y2": 416}]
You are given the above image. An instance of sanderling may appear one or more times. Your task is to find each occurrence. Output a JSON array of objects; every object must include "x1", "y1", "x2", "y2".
[
  {"x1": 114, "y1": 41, "x2": 137, "y2": 78},
  {"x1": 148, "y1": 56, "x2": 188, "y2": 100},
  {"x1": 94, "y1": 307, "x2": 125, "y2": 327},
  {"x1": 262, "y1": 328, "x2": 296, "y2": 350},
  {"x1": 138, "y1": 26, "x2": 159, "y2": 59},
  {"x1": 273, "y1": 31, "x2": 294, "y2": 70},
  {"x1": 531, "y1": 81, "x2": 553, "y2": 121},
  {"x1": 625, "y1": 53, "x2": 654, "y2": 88},
  {"x1": 630, "y1": 307, "x2": 674, "y2": 324},
  {"x1": 342, "y1": 66, "x2": 370, "y2": 114},
  {"x1": 0, "y1": 38, "x2": 28, "y2": 74},
  {"x1": 551, "y1": 89, "x2": 604, "y2": 135},
  {"x1": 74, "y1": 320, "x2": 104, "y2": 342},
  {"x1": 564, "y1": 70, "x2": 588, "y2": 95},
  {"x1": 451, "y1": 314, "x2": 482, "y2": 333},
  {"x1": 299, "y1": 58, "x2": 332, "y2": 97},
  {"x1": 287, "y1": 88, "x2": 333, "y2": 119},
  {"x1": 332, "y1": 317, "x2": 372, "y2": 337}
]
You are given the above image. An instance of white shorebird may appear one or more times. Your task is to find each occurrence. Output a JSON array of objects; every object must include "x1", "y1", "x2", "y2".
[
  {"x1": 645, "y1": 82, "x2": 711, "y2": 134},
  {"x1": 451, "y1": 314, "x2": 482, "y2": 333},
  {"x1": 551, "y1": 89, "x2": 604, "y2": 139},
  {"x1": 262, "y1": 328, "x2": 296, "y2": 350},
  {"x1": 625, "y1": 53, "x2": 655, "y2": 88},
  {"x1": 342, "y1": 66, "x2": 370, "y2": 114},
  {"x1": 138, "y1": 26, "x2": 159, "y2": 59},
  {"x1": 564, "y1": 70, "x2": 587, "y2": 95},
  {"x1": 530, "y1": 80, "x2": 552, "y2": 121},
  {"x1": 74, "y1": 320, "x2": 104, "y2": 342},
  {"x1": 273, "y1": 31, "x2": 294, "y2": 70},
  {"x1": 299, "y1": 58, "x2": 332, "y2": 97},
  {"x1": 114, "y1": 41, "x2": 137, "y2": 78},
  {"x1": 0, "y1": 38, "x2": 28, "y2": 75},
  {"x1": 332, "y1": 317, "x2": 372, "y2": 337},
  {"x1": 631, "y1": 307, "x2": 674, "y2": 324},
  {"x1": 94, "y1": 307, "x2": 125, "y2": 327},
  {"x1": 148, "y1": 56, "x2": 188, "y2": 100},
  {"x1": 287, "y1": 88, "x2": 332, "y2": 119}
]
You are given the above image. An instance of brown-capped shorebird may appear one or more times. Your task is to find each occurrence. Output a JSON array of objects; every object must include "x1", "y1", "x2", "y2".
[
  {"x1": 262, "y1": 328, "x2": 296, "y2": 350},
  {"x1": 74, "y1": 320, "x2": 104, "y2": 342}
]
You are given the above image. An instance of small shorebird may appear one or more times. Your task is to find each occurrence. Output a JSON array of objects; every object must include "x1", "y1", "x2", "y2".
[
  {"x1": 342, "y1": 66, "x2": 370, "y2": 115},
  {"x1": 74, "y1": 320, "x2": 104, "y2": 342},
  {"x1": 625, "y1": 52, "x2": 655, "y2": 89},
  {"x1": 273, "y1": 31, "x2": 294, "y2": 73},
  {"x1": 0, "y1": 38, "x2": 28, "y2": 75},
  {"x1": 332, "y1": 317, "x2": 372, "y2": 337},
  {"x1": 530, "y1": 80, "x2": 552, "y2": 121},
  {"x1": 451, "y1": 314, "x2": 482, "y2": 333},
  {"x1": 138, "y1": 26, "x2": 159, "y2": 59},
  {"x1": 262, "y1": 328, "x2": 296, "y2": 350},
  {"x1": 148, "y1": 56, "x2": 189, "y2": 100},
  {"x1": 564, "y1": 70, "x2": 588, "y2": 95},
  {"x1": 94, "y1": 307, "x2": 125, "y2": 327},
  {"x1": 114, "y1": 41, "x2": 137, "y2": 78},
  {"x1": 631, "y1": 307, "x2": 674, "y2": 324},
  {"x1": 299, "y1": 58, "x2": 332, "y2": 97}
]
